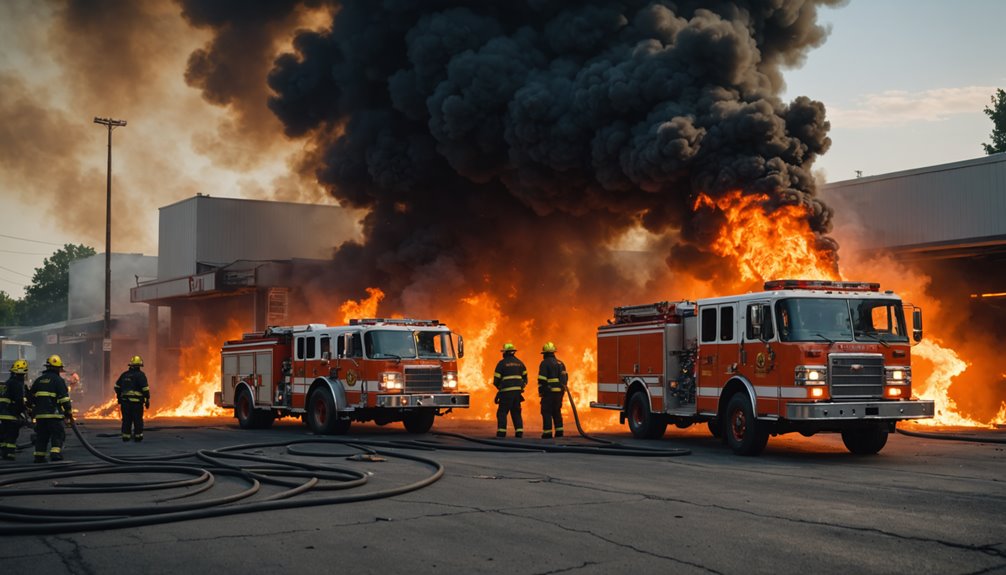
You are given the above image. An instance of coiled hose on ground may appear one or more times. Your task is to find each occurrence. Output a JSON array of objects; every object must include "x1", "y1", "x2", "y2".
[{"x1": 0, "y1": 384, "x2": 689, "y2": 535}]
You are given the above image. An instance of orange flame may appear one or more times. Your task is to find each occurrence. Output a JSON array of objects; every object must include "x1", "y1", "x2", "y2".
[
  {"x1": 340, "y1": 287, "x2": 384, "y2": 323},
  {"x1": 694, "y1": 191, "x2": 838, "y2": 282}
]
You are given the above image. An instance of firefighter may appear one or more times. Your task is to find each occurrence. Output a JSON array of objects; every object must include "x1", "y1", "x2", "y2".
[
  {"x1": 537, "y1": 341, "x2": 568, "y2": 439},
  {"x1": 492, "y1": 342, "x2": 526, "y2": 438},
  {"x1": 0, "y1": 359, "x2": 29, "y2": 461},
  {"x1": 115, "y1": 355, "x2": 150, "y2": 442},
  {"x1": 26, "y1": 355, "x2": 73, "y2": 462}
]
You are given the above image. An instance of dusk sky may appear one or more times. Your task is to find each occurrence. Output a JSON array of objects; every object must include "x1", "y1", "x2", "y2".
[{"x1": 1, "y1": 0, "x2": 1003, "y2": 300}]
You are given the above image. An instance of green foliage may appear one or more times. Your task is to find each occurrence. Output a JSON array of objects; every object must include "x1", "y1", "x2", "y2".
[
  {"x1": 0, "y1": 291, "x2": 19, "y2": 325},
  {"x1": 983, "y1": 88, "x2": 1006, "y2": 155},
  {"x1": 19, "y1": 244, "x2": 96, "y2": 326}
]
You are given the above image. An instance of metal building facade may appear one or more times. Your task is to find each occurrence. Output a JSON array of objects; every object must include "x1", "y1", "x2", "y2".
[
  {"x1": 157, "y1": 194, "x2": 358, "y2": 279},
  {"x1": 822, "y1": 154, "x2": 1006, "y2": 256}
]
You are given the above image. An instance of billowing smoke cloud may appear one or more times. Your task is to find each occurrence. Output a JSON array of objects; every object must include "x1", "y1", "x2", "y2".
[{"x1": 262, "y1": 0, "x2": 843, "y2": 318}]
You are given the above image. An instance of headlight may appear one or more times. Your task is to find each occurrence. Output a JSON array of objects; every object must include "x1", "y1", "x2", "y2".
[
  {"x1": 885, "y1": 366, "x2": 911, "y2": 385},
  {"x1": 380, "y1": 372, "x2": 404, "y2": 391},
  {"x1": 442, "y1": 371, "x2": 458, "y2": 389},
  {"x1": 795, "y1": 366, "x2": 827, "y2": 385}
]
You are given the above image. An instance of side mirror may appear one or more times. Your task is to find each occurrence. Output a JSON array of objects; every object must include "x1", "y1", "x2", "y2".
[
  {"x1": 912, "y1": 308, "x2": 923, "y2": 342},
  {"x1": 457, "y1": 334, "x2": 465, "y2": 359},
  {"x1": 321, "y1": 351, "x2": 331, "y2": 364}
]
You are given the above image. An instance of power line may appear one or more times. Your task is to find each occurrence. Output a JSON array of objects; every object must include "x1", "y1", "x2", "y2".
[
  {"x1": 0, "y1": 275, "x2": 24, "y2": 287},
  {"x1": 0, "y1": 249, "x2": 49, "y2": 256},
  {"x1": 0, "y1": 265, "x2": 30, "y2": 279},
  {"x1": 0, "y1": 232, "x2": 66, "y2": 247}
]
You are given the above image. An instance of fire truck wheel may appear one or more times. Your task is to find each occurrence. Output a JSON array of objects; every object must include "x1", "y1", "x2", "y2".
[
  {"x1": 724, "y1": 393, "x2": 768, "y2": 456},
  {"x1": 306, "y1": 388, "x2": 348, "y2": 435},
  {"x1": 840, "y1": 427, "x2": 889, "y2": 455},
  {"x1": 626, "y1": 392, "x2": 667, "y2": 440},
  {"x1": 403, "y1": 410, "x2": 436, "y2": 434},
  {"x1": 707, "y1": 419, "x2": 722, "y2": 440},
  {"x1": 235, "y1": 388, "x2": 256, "y2": 430}
]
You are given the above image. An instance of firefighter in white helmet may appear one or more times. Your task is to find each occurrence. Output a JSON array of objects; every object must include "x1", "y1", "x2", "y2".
[
  {"x1": 0, "y1": 359, "x2": 29, "y2": 460},
  {"x1": 492, "y1": 343, "x2": 527, "y2": 438},
  {"x1": 115, "y1": 355, "x2": 150, "y2": 442},
  {"x1": 537, "y1": 341, "x2": 568, "y2": 439},
  {"x1": 27, "y1": 355, "x2": 73, "y2": 462}
]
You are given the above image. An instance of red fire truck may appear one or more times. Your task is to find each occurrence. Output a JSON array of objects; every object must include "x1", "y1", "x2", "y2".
[
  {"x1": 215, "y1": 318, "x2": 469, "y2": 434},
  {"x1": 591, "y1": 280, "x2": 935, "y2": 455}
]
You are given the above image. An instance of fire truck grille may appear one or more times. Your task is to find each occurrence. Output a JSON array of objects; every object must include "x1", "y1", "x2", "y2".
[
  {"x1": 405, "y1": 367, "x2": 444, "y2": 393},
  {"x1": 829, "y1": 355, "x2": 884, "y2": 399}
]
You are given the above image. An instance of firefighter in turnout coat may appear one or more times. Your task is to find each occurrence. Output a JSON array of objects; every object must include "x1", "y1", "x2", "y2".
[
  {"x1": 0, "y1": 359, "x2": 29, "y2": 460},
  {"x1": 493, "y1": 343, "x2": 527, "y2": 438},
  {"x1": 27, "y1": 355, "x2": 73, "y2": 462},
  {"x1": 115, "y1": 355, "x2": 150, "y2": 442},
  {"x1": 537, "y1": 342, "x2": 568, "y2": 439}
]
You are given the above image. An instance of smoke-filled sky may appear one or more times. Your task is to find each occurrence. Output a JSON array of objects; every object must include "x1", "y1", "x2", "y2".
[{"x1": 0, "y1": 0, "x2": 1003, "y2": 300}]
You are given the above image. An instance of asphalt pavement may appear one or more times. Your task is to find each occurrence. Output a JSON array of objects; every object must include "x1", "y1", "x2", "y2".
[{"x1": 0, "y1": 415, "x2": 1003, "y2": 575}]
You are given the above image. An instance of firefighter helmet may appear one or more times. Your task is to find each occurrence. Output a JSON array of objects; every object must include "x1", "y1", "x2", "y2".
[
  {"x1": 45, "y1": 354, "x2": 64, "y2": 369},
  {"x1": 500, "y1": 342, "x2": 517, "y2": 353},
  {"x1": 541, "y1": 341, "x2": 557, "y2": 354},
  {"x1": 128, "y1": 355, "x2": 144, "y2": 367},
  {"x1": 10, "y1": 359, "x2": 28, "y2": 374}
]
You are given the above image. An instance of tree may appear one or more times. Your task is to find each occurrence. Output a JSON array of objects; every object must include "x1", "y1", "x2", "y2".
[
  {"x1": 19, "y1": 244, "x2": 96, "y2": 326},
  {"x1": 983, "y1": 88, "x2": 1006, "y2": 155},
  {"x1": 0, "y1": 291, "x2": 19, "y2": 325}
]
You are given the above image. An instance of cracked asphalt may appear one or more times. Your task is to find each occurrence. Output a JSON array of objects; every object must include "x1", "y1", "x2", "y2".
[{"x1": 1, "y1": 417, "x2": 1003, "y2": 575}]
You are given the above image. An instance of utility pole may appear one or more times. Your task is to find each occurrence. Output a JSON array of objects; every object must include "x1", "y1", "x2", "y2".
[{"x1": 93, "y1": 116, "x2": 126, "y2": 401}]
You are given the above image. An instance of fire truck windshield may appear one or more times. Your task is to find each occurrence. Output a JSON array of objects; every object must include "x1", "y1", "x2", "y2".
[
  {"x1": 364, "y1": 329, "x2": 456, "y2": 359},
  {"x1": 775, "y1": 298, "x2": 908, "y2": 344}
]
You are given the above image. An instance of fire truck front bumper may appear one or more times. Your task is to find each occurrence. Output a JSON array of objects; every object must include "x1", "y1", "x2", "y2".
[
  {"x1": 786, "y1": 399, "x2": 935, "y2": 421},
  {"x1": 376, "y1": 393, "x2": 470, "y2": 408}
]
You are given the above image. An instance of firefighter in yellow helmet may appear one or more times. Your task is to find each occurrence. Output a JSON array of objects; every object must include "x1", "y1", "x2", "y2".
[
  {"x1": 0, "y1": 359, "x2": 29, "y2": 460},
  {"x1": 537, "y1": 341, "x2": 568, "y2": 439},
  {"x1": 492, "y1": 343, "x2": 526, "y2": 438},
  {"x1": 26, "y1": 355, "x2": 73, "y2": 462},
  {"x1": 115, "y1": 355, "x2": 150, "y2": 442}
]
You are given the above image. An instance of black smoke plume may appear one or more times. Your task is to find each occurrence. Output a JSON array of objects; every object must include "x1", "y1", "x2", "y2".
[{"x1": 263, "y1": 1, "x2": 843, "y2": 324}]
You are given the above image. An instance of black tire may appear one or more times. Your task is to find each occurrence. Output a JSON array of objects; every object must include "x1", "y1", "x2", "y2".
[
  {"x1": 626, "y1": 392, "x2": 667, "y2": 439},
  {"x1": 403, "y1": 410, "x2": 436, "y2": 434},
  {"x1": 254, "y1": 409, "x2": 276, "y2": 429},
  {"x1": 841, "y1": 428, "x2": 889, "y2": 455},
  {"x1": 306, "y1": 388, "x2": 343, "y2": 435},
  {"x1": 707, "y1": 419, "x2": 722, "y2": 439},
  {"x1": 235, "y1": 388, "x2": 256, "y2": 430},
  {"x1": 723, "y1": 393, "x2": 769, "y2": 456}
]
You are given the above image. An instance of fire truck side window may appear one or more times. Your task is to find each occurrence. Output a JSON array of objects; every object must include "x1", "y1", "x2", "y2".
[
  {"x1": 746, "y1": 304, "x2": 775, "y2": 340},
  {"x1": 719, "y1": 306, "x2": 734, "y2": 341},
  {"x1": 306, "y1": 337, "x2": 316, "y2": 359},
  {"x1": 296, "y1": 337, "x2": 305, "y2": 360},
  {"x1": 700, "y1": 308, "x2": 717, "y2": 343},
  {"x1": 348, "y1": 333, "x2": 363, "y2": 358},
  {"x1": 320, "y1": 336, "x2": 331, "y2": 358}
]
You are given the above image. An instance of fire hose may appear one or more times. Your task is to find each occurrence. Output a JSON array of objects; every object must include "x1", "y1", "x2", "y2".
[{"x1": 896, "y1": 427, "x2": 1006, "y2": 444}]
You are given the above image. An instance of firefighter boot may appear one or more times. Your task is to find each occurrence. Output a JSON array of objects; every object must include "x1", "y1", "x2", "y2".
[
  {"x1": 33, "y1": 452, "x2": 46, "y2": 463},
  {"x1": 50, "y1": 449, "x2": 63, "y2": 462},
  {"x1": 515, "y1": 429, "x2": 523, "y2": 438},
  {"x1": 496, "y1": 430, "x2": 506, "y2": 438},
  {"x1": 122, "y1": 434, "x2": 131, "y2": 442},
  {"x1": 555, "y1": 428, "x2": 564, "y2": 438},
  {"x1": 134, "y1": 434, "x2": 143, "y2": 442},
  {"x1": 541, "y1": 431, "x2": 553, "y2": 439}
]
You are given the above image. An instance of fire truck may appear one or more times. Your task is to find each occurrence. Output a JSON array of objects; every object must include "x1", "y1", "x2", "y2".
[
  {"x1": 591, "y1": 280, "x2": 935, "y2": 455},
  {"x1": 215, "y1": 318, "x2": 470, "y2": 434}
]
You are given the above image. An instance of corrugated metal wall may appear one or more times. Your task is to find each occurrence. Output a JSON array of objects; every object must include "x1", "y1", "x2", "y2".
[
  {"x1": 822, "y1": 154, "x2": 1006, "y2": 249},
  {"x1": 157, "y1": 195, "x2": 357, "y2": 280}
]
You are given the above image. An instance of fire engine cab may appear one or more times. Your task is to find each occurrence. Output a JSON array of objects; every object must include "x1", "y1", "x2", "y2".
[
  {"x1": 591, "y1": 280, "x2": 935, "y2": 455},
  {"x1": 215, "y1": 318, "x2": 470, "y2": 434}
]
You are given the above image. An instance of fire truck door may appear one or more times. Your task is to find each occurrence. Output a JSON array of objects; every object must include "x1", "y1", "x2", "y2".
[
  {"x1": 697, "y1": 306, "x2": 719, "y2": 388},
  {"x1": 336, "y1": 332, "x2": 363, "y2": 403},
  {"x1": 743, "y1": 302, "x2": 779, "y2": 415},
  {"x1": 294, "y1": 335, "x2": 313, "y2": 385},
  {"x1": 716, "y1": 303, "x2": 740, "y2": 380}
]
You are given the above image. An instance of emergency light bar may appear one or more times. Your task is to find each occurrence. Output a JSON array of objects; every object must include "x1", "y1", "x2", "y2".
[
  {"x1": 764, "y1": 279, "x2": 880, "y2": 292},
  {"x1": 349, "y1": 318, "x2": 441, "y2": 326}
]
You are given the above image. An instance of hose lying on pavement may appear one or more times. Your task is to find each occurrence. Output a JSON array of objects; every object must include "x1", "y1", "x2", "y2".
[
  {"x1": 1, "y1": 410, "x2": 689, "y2": 535},
  {"x1": 896, "y1": 427, "x2": 1006, "y2": 444}
]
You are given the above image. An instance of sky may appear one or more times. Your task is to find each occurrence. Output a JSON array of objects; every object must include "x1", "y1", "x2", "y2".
[{"x1": 0, "y1": 0, "x2": 1003, "y2": 300}]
